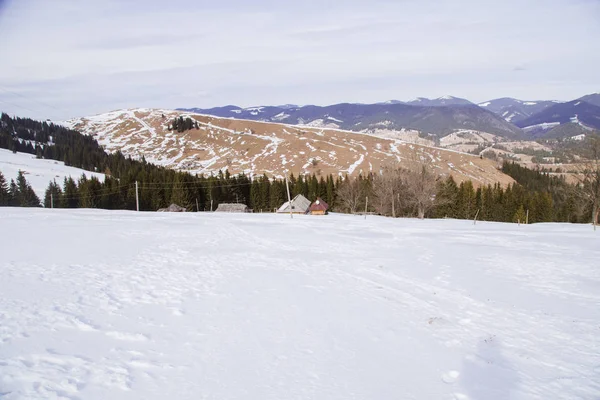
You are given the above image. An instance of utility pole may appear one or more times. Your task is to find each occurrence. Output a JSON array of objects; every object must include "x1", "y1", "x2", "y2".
[
  {"x1": 364, "y1": 196, "x2": 368, "y2": 220},
  {"x1": 135, "y1": 181, "x2": 139, "y2": 212},
  {"x1": 51, "y1": 193, "x2": 54, "y2": 209},
  {"x1": 285, "y1": 172, "x2": 293, "y2": 219},
  {"x1": 473, "y1": 209, "x2": 480, "y2": 225},
  {"x1": 196, "y1": 198, "x2": 199, "y2": 212},
  {"x1": 526, "y1": 209, "x2": 529, "y2": 225},
  {"x1": 211, "y1": 199, "x2": 213, "y2": 212},
  {"x1": 391, "y1": 188, "x2": 395, "y2": 218}
]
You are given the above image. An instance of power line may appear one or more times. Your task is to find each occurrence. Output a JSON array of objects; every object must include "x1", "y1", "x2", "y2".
[
  {"x1": 0, "y1": 98, "x2": 39, "y2": 115},
  {"x1": 0, "y1": 86, "x2": 60, "y2": 111}
]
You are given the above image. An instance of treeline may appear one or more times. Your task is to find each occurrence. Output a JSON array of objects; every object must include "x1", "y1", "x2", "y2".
[
  {"x1": 0, "y1": 112, "x2": 596, "y2": 224},
  {"x1": 41, "y1": 171, "x2": 340, "y2": 212}
]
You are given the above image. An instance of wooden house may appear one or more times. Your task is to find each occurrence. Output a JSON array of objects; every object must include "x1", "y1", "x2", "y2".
[
  {"x1": 277, "y1": 194, "x2": 311, "y2": 214},
  {"x1": 309, "y1": 198, "x2": 329, "y2": 215}
]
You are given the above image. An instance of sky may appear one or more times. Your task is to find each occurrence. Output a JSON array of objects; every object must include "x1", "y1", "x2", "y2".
[{"x1": 0, "y1": 0, "x2": 599, "y2": 120}]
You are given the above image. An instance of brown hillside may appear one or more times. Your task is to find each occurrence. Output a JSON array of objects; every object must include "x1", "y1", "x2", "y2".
[{"x1": 65, "y1": 108, "x2": 514, "y2": 186}]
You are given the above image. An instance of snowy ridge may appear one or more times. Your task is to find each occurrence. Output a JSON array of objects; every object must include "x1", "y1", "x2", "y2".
[{"x1": 0, "y1": 209, "x2": 598, "y2": 399}]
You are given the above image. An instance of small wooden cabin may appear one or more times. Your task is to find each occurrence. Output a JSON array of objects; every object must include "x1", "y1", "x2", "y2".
[
  {"x1": 277, "y1": 194, "x2": 311, "y2": 214},
  {"x1": 309, "y1": 198, "x2": 329, "y2": 215}
]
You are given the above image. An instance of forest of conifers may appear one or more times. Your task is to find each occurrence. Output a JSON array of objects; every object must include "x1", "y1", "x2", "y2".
[{"x1": 0, "y1": 112, "x2": 597, "y2": 224}]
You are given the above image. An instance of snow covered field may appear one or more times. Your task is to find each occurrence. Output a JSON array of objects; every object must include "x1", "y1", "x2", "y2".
[
  {"x1": 0, "y1": 209, "x2": 599, "y2": 400},
  {"x1": 0, "y1": 149, "x2": 105, "y2": 199}
]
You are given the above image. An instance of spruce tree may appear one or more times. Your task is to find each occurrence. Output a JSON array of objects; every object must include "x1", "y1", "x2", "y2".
[
  {"x1": 8, "y1": 179, "x2": 18, "y2": 206},
  {"x1": 0, "y1": 171, "x2": 9, "y2": 206},
  {"x1": 171, "y1": 173, "x2": 192, "y2": 209},
  {"x1": 250, "y1": 179, "x2": 261, "y2": 211},
  {"x1": 16, "y1": 171, "x2": 40, "y2": 207},
  {"x1": 44, "y1": 180, "x2": 63, "y2": 208},
  {"x1": 62, "y1": 177, "x2": 80, "y2": 208},
  {"x1": 513, "y1": 205, "x2": 527, "y2": 224}
]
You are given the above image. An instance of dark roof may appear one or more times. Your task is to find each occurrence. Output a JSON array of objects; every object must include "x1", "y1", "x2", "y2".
[{"x1": 309, "y1": 197, "x2": 329, "y2": 212}]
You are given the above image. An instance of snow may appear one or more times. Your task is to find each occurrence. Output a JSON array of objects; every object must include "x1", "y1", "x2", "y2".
[
  {"x1": 478, "y1": 102, "x2": 491, "y2": 107},
  {"x1": 326, "y1": 116, "x2": 343, "y2": 123},
  {"x1": 522, "y1": 122, "x2": 561, "y2": 131},
  {"x1": 439, "y1": 95, "x2": 455, "y2": 100},
  {"x1": 523, "y1": 102, "x2": 538, "y2": 106},
  {"x1": 0, "y1": 209, "x2": 599, "y2": 400},
  {"x1": 0, "y1": 149, "x2": 105, "y2": 199},
  {"x1": 346, "y1": 153, "x2": 364, "y2": 174},
  {"x1": 272, "y1": 112, "x2": 290, "y2": 121}
]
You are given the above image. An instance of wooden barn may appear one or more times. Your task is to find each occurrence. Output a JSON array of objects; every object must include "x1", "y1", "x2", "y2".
[
  {"x1": 277, "y1": 194, "x2": 311, "y2": 214},
  {"x1": 309, "y1": 198, "x2": 329, "y2": 215},
  {"x1": 215, "y1": 203, "x2": 251, "y2": 213}
]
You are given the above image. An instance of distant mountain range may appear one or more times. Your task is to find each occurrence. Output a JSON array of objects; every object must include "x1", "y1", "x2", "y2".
[
  {"x1": 477, "y1": 98, "x2": 558, "y2": 124},
  {"x1": 181, "y1": 102, "x2": 521, "y2": 138},
  {"x1": 180, "y1": 93, "x2": 600, "y2": 140}
]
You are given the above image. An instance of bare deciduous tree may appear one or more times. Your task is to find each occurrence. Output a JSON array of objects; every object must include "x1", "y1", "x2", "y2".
[
  {"x1": 575, "y1": 134, "x2": 600, "y2": 229},
  {"x1": 371, "y1": 164, "x2": 405, "y2": 217},
  {"x1": 404, "y1": 154, "x2": 439, "y2": 219},
  {"x1": 336, "y1": 176, "x2": 364, "y2": 214}
]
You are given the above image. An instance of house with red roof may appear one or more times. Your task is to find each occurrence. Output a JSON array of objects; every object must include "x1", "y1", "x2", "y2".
[{"x1": 309, "y1": 197, "x2": 329, "y2": 215}]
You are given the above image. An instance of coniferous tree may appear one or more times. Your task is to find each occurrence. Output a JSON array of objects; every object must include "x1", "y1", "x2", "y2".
[
  {"x1": 8, "y1": 179, "x2": 18, "y2": 206},
  {"x1": 0, "y1": 171, "x2": 9, "y2": 206},
  {"x1": 15, "y1": 171, "x2": 40, "y2": 207},
  {"x1": 513, "y1": 205, "x2": 527, "y2": 224},
  {"x1": 171, "y1": 173, "x2": 192, "y2": 209},
  {"x1": 44, "y1": 180, "x2": 63, "y2": 208},
  {"x1": 62, "y1": 177, "x2": 79, "y2": 208}
]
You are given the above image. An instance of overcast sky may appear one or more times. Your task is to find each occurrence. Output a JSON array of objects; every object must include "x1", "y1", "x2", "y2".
[{"x1": 0, "y1": 0, "x2": 599, "y2": 120}]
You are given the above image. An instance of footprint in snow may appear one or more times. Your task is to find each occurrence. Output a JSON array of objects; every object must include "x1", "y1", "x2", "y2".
[{"x1": 442, "y1": 370, "x2": 460, "y2": 384}]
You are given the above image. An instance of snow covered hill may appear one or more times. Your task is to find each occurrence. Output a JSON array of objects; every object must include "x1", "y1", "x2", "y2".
[
  {"x1": 64, "y1": 108, "x2": 514, "y2": 186},
  {"x1": 0, "y1": 208, "x2": 598, "y2": 399},
  {"x1": 0, "y1": 148, "x2": 105, "y2": 199}
]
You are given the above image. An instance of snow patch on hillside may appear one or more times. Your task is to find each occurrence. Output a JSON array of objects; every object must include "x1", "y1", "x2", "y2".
[
  {"x1": 522, "y1": 122, "x2": 561, "y2": 131},
  {"x1": 0, "y1": 149, "x2": 105, "y2": 198}
]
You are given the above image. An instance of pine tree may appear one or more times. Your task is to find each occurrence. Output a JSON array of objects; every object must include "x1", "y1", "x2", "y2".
[
  {"x1": 259, "y1": 174, "x2": 270, "y2": 212},
  {"x1": 513, "y1": 205, "x2": 527, "y2": 224},
  {"x1": 171, "y1": 173, "x2": 192, "y2": 209},
  {"x1": 62, "y1": 177, "x2": 80, "y2": 208},
  {"x1": 44, "y1": 180, "x2": 63, "y2": 208},
  {"x1": 8, "y1": 179, "x2": 18, "y2": 206},
  {"x1": 16, "y1": 171, "x2": 40, "y2": 207},
  {"x1": 433, "y1": 176, "x2": 458, "y2": 218},
  {"x1": 0, "y1": 171, "x2": 9, "y2": 206},
  {"x1": 250, "y1": 179, "x2": 261, "y2": 211}
]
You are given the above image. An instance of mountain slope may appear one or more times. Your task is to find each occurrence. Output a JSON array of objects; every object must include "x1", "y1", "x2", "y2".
[
  {"x1": 0, "y1": 148, "x2": 105, "y2": 198},
  {"x1": 577, "y1": 93, "x2": 600, "y2": 107},
  {"x1": 516, "y1": 100, "x2": 600, "y2": 136},
  {"x1": 478, "y1": 98, "x2": 557, "y2": 123},
  {"x1": 64, "y1": 108, "x2": 513, "y2": 185},
  {"x1": 181, "y1": 103, "x2": 522, "y2": 138}
]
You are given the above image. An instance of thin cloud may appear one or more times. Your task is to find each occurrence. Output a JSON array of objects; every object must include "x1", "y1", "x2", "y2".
[{"x1": 0, "y1": 0, "x2": 598, "y2": 119}]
